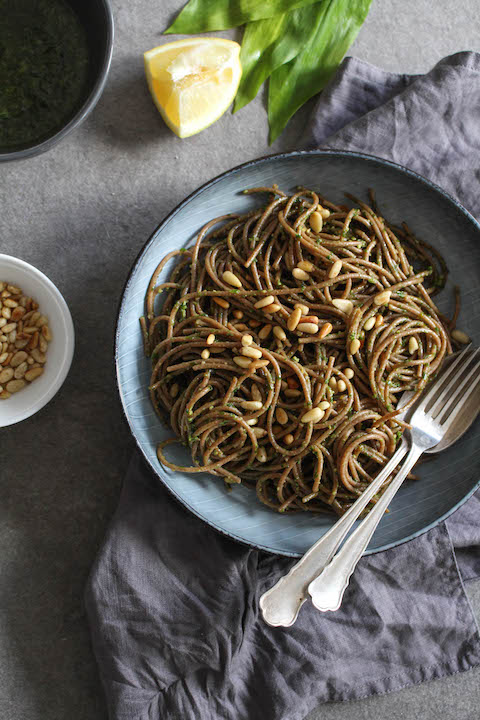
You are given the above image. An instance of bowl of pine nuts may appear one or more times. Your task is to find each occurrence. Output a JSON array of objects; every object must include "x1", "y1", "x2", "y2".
[{"x1": 0, "y1": 255, "x2": 74, "y2": 427}]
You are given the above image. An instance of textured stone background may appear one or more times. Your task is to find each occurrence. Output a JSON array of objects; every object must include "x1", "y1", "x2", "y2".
[{"x1": 1, "y1": 1, "x2": 480, "y2": 718}]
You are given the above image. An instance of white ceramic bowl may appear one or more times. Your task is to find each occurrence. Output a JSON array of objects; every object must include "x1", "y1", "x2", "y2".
[{"x1": 0, "y1": 255, "x2": 74, "y2": 427}]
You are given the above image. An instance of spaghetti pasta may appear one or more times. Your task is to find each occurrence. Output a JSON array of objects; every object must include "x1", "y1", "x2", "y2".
[{"x1": 142, "y1": 186, "x2": 457, "y2": 516}]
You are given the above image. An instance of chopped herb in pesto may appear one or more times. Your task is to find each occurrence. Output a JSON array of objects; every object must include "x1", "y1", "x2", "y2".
[{"x1": 0, "y1": 0, "x2": 89, "y2": 149}]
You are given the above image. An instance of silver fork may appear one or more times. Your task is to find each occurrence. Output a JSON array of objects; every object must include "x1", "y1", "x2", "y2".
[{"x1": 260, "y1": 345, "x2": 480, "y2": 626}]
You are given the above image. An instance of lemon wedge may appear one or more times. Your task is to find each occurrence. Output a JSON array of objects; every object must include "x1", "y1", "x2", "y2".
[{"x1": 144, "y1": 38, "x2": 242, "y2": 139}]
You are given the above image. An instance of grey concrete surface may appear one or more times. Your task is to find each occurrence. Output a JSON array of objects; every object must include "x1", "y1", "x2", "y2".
[{"x1": 1, "y1": 1, "x2": 480, "y2": 719}]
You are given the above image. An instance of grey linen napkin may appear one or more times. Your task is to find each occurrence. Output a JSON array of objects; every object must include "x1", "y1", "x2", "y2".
[{"x1": 86, "y1": 52, "x2": 480, "y2": 720}]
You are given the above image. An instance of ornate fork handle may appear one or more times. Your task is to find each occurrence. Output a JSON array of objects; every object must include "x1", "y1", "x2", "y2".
[
  {"x1": 259, "y1": 438, "x2": 409, "y2": 627},
  {"x1": 308, "y1": 443, "x2": 422, "y2": 613}
]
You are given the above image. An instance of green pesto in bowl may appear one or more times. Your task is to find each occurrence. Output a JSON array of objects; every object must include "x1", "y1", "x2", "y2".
[{"x1": 0, "y1": 0, "x2": 89, "y2": 151}]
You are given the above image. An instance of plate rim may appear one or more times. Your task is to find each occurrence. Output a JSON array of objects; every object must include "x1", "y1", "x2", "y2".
[{"x1": 115, "y1": 148, "x2": 480, "y2": 558}]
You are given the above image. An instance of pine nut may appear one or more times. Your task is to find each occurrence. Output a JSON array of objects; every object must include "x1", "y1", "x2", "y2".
[
  {"x1": 350, "y1": 338, "x2": 361, "y2": 354},
  {"x1": 0, "y1": 319, "x2": 5, "y2": 328},
  {"x1": 31, "y1": 349, "x2": 46, "y2": 364},
  {"x1": 247, "y1": 418, "x2": 258, "y2": 426},
  {"x1": 233, "y1": 356, "x2": 252, "y2": 369},
  {"x1": 287, "y1": 308, "x2": 303, "y2": 331},
  {"x1": 242, "y1": 334, "x2": 253, "y2": 346},
  {"x1": 242, "y1": 346, "x2": 262, "y2": 359},
  {"x1": 213, "y1": 297, "x2": 229, "y2": 309},
  {"x1": 6, "y1": 379, "x2": 26, "y2": 393},
  {"x1": 233, "y1": 309, "x2": 243, "y2": 320},
  {"x1": 408, "y1": 337, "x2": 419, "y2": 354},
  {"x1": 375, "y1": 314, "x2": 384, "y2": 328},
  {"x1": 206, "y1": 333, "x2": 215, "y2": 345},
  {"x1": 297, "y1": 322, "x2": 318, "y2": 334},
  {"x1": 284, "y1": 389, "x2": 301, "y2": 398},
  {"x1": 294, "y1": 303, "x2": 309, "y2": 315},
  {"x1": 452, "y1": 329, "x2": 470, "y2": 344},
  {"x1": 301, "y1": 315, "x2": 319, "y2": 324},
  {"x1": 284, "y1": 434, "x2": 294, "y2": 445},
  {"x1": 263, "y1": 303, "x2": 281, "y2": 313},
  {"x1": 301, "y1": 407, "x2": 325, "y2": 423},
  {"x1": 14, "y1": 362, "x2": 28, "y2": 379},
  {"x1": 201, "y1": 349, "x2": 210, "y2": 360},
  {"x1": 235, "y1": 323, "x2": 249, "y2": 332},
  {"x1": 11, "y1": 307, "x2": 25, "y2": 322},
  {"x1": 2, "y1": 323, "x2": 16, "y2": 334},
  {"x1": 241, "y1": 400, "x2": 263, "y2": 411},
  {"x1": 319, "y1": 401, "x2": 330, "y2": 410},
  {"x1": 328, "y1": 260, "x2": 342, "y2": 279},
  {"x1": 254, "y1": 295, "x2": 275, "y2": 309},
  {"x1": 249, "y1": 359, "x2": 270, "y2": 372},
  {"x1": 249, "y1": 319, "x2": 261, "y2": 328},
  {"x1": 0, "y1": 390, "x2": 11, "y2": 399},
  {"x1": 319, "y1": 207, "x2": 330, "y2": 219},
  {"x1": 364, "y1": 316, "x2": 376, "y2": 331},
  {"x1": 251, "y1": 384, "x2": 262, "y2": 402},
  {"x1": 337, "y1": 379, "x2": 347, "y2": 392},
  {"x1": 222, "y1": 270, "x2": 242, "y2": 288},
  {"x1": 293, "y1": 268, "x2": 310, "y2": 281},
  {"x1": 3, "y1": 298, "x2": 18, "y2": 308},
  {"x1": 258, "y1": 324, "x2": 272, "y2": 340},
  {"x1": 26, "y1": 331, "x2": 39, "y2": 351},
  {"x1": 253, "y1": 428, "x2": 267, "y2": 438},
  {"x1": 329, "y1": 377, "x2": 337, "y2": 390},
  {"x1": 1, "y1": 307, "x2": 11, "y2": 319},
  {"x1": 10, "y1": 351, "x2": 28, "y2": 368},
  {"x1": 344, "y1": 368, "x2": 354, "y2": 379},
  {"x1": 332, "y1": 298, "x2": 353, "y2": 315},
  {"x1": 276, "y1": 408, "x2": 288, "y2": 425},
  {"x1": 374, "y1": 289, "x2": 391, "y2": 306},
  {"x1": 170, "y1": 383, "x2": 179, "y2": 398},
  {"x1": 42, "y1": 325, "x2": 52, "y2": 341},
  {"x1": 273, "y1": 326, "x2": 286, "y2": 341},
  {"x1": 298, "y1": 260, "x2": 314, "y2": 272},
  {"x1": 25, "y1": 367, "x2": 44, "y2": 382},
  {"x1": 256, "y1": 447, "x2": 267, "y2": 463},
  {"x1": 7, "y1": 285, "x2": 21, "y2": 294},
  {"x1": 319, "y1": 322, "x2": 332, "y2": 339},
  {"x1": 0, "y1": 352, "x2": 7, "y2": 364},
  {"x1": 309, "y1": 211, "x2": 323, "y2": 233},
  {"x1": 0, "y1": 368, "x2": 14, "y2": 384}
]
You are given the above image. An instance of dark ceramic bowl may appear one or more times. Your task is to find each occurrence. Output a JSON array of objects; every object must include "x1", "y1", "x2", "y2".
[{"x1": 0, "y1": 0, "x2": 114, "y2": 162}]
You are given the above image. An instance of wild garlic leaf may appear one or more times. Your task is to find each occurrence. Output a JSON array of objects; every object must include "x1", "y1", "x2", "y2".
[
  {"x1": 234, "y1": 8, "x2": 310, "y2": 113},
  {"x1": 166, "y1": 0, "x2": 320, "y2": 33},
  {"x1": 268, "y1": 0, "x2": 373, "y2": 143}
]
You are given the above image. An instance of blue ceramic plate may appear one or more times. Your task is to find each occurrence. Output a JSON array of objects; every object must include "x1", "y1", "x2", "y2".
[{"x1": 115, "y1": 150, "x2": 480, "y2": 557}]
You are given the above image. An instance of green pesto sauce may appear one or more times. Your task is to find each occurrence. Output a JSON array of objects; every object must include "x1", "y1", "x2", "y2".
[{"x1": 0, "y1": 0, "x2": 89, "y2": 149}]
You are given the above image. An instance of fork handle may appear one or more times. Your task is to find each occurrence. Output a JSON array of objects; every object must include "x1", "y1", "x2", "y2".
[
  {"x1": 259, "y1": 439, "x2": 409, "y2": 627},
  {"x1": 308, "y1": 444, "x2": 423, "y2": 613}
]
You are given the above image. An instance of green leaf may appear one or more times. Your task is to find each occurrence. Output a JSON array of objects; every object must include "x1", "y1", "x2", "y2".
[
  {"x1": 234, "y1": 9, "x2": 307, "y2": 112},
  {"x1": 165, "y1": 0, "x2": 320, "y2": 33},
  {"x1": 268, "y1": 0, "x2": 373, "y2": 143}
]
